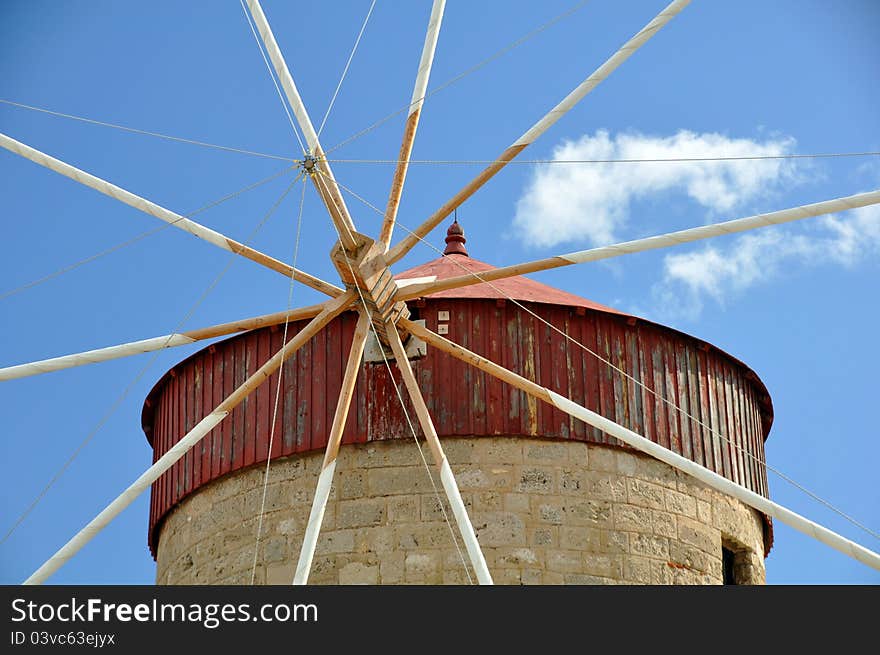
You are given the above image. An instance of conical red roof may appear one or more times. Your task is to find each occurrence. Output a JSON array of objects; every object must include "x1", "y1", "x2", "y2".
[
  {"x1": 395, "y1": 219, "x2": 628, "y2": 315},
  {"x1": 395, "y1": 253, "x2": 627, "y2": 316}
]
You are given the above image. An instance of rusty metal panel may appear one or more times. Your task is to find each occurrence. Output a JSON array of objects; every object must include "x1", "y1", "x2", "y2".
[
  {"x1": 674, "y1": 341, "x2": 690, "y2": 462},
  {"x1": 183, "y1": 363, "x2": 194, "y2": 497}
]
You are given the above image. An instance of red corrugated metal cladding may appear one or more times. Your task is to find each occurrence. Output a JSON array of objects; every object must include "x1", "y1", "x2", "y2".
[{"x1": 142, "y1": 249, "x2": 774, "y2": 558}]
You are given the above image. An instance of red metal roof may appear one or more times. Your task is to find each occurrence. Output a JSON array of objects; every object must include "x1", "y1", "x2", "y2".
[{"x1": 396, "y1": 253, "x2": 629, "y2": 316}]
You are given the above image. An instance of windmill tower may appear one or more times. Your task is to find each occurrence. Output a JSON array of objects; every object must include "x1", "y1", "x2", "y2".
[{"x1": 144, "y1": 220, "x2": 771, "y2": 585}]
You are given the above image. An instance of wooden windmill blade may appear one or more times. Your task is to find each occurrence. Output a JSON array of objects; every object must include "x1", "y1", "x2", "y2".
[
  {"x1": 0, "y1": 303, "x2": 328, "y2": 381},
  {"x1": 244, "y1": 0, "x2": 360, "y2": 251},
  {"x1": 379, "y1": 0, "x2": 447, "y2": 250},
  {"x1": 3, "y1": 2, "x2": 879, "y2": 587},
  {"x1": 0, "y1": 134, "x2": 342, "y2": 298}
]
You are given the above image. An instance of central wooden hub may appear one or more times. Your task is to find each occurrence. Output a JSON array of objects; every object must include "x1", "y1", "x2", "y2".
[{"x1": 330, "y1": 232, "x2": 409, "y2": 342}]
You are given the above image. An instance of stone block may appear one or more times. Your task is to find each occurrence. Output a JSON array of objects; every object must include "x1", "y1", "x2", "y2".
[
  {"x1": 567, "y1": 442, "x2": 589, "y2": 468},
  {"x1": 443, "y1": 568, "x2": 473, "y2": 585},
  {"x1": 524, "y1": 441, "x2": 570, "y2": 463},
  {"x1": 278, "y1": 517, "x2": 299, "y2": 535},
  {"x1": 379, "y1": 552, "x2": 404, "y2": 584},
  {"x1": 474, "y1": 491, "x2": 503, "y2": 511},
  {"x1": 396, "y1": 522, "x2": 455, "y2": 550},
  {"x1": 713, "y1": 497, "x2": 757, "y2": 539},
  {"x1": 601, "y1": 530, "x2": 630, "y2": 554},
  {"x1": 559, "y1": 468, "x2": 587, "y2": 494},
  {"x1": 529, "y1": 526, "x2": 556, "y2": 546},
  {"x1": 405, "y1": 552, "x2": 440, "y2": 583},
  {"x1": 614, "y1": 504, "x2": 652, "y2": 532},
  {"x1": 339, "y1": 561, "x2": 379, "y2": 585},
  {"x1": 590, "y1": 447, "x2": 617, "y2": 472},
  {"x1": 353, "y1": 443, "x2": 418, "y2": 468},
  {"x1": 265, "y1": 456, "x2": 309, "y2": 485},
  {"x1": 516, "y1": 466, "x2": 555, "y2": 494},
  {"x1": 316, "y1": 529, "x2": 355, "y2": 555},
  {"x1": 636, "y1": 457, "x2": 679, "y2": 489},
  {"x1": 678, "y1": 477, "x2": 713, "y2": 502},
  {"x1": 355, "y1": 526, "x2": 395, "y2": 554},
  {"x1": 623, "y1": 556, "x2": 652, "y2": 583},
  {"x1": 420, "y1": 495, "x2": 448, "y2": 521},
  {"x1": 547, "y1": 549, "x2": 582, "y2": 573},
  {"x1": 521, "y1": 569, "x2": 543, "y2": 585},
  {"x1": 584, "y1": 472, "x2": 627, "y2": 502},
  {"x1": 441, "y1": 439, "x2": 477, "y2": 465},
  {"x1": 476, "y1": 438, "x2": 523, "y2": 464},
  {"x1": 337, "y1": 469, "x2": 366, "y2": 500},
  {"x1": 472, "y1": 511, "x2": 526, "y2": 547},
  {"x1": 583, "y1": 553, "x2": 622, "y2": 578},
  {"x1": 734, "y1": 555, "x2": 765, "y2": 586},
  {"x1": 496, "y1": 547, "x2": 539, "y2": 567},
  {"x1": 565, "y1": 499, "x2": 613, "y2": 527},
  {"x1": 453, "y1": 466, "x2": 491, "y2": 490},
  {"x1": 679, "y1": 517, "x2": 719, "y2": 554},
  {"x1": 560, "y1": 526, "x2": 601, "y2": 551},
  {"x1": 368, "y1": 466, "x2": 435, "y2": 495},
  {"x1": 630, "y1": 534, "x2": 669, "y2": 559},
  {"x1": 538, "y1": 502, "x2": 564, "y2": 524},
  {"x1": 495, "y1": 569, "x2": 528, "y2": 585},
  {"x1": 665, "y1": 488, "x2": 698, "y2": 518},
  {"x1": 261, "y1": 536, "x2": 289, "y2": 563},
  {"x1": 503, "y1": 493, "x2": 530, "y2": 513},
  {"x1": 487, "y1": 467, "x2": 514, "y2": 490},
  {"x1": 211, "y1": 495, "x2": 247, "y2": 527},
  {"x1": 651, "y1": 510, "x2": 677, "y2": 538},
  {"x1": 649, "y1": 559, "x2": 671, "y2": 585},
  {"x1": 445, "y1": 548, "x2": 483, "y2": 569},
  {"x1": 697, "y1": 500, "x2": 712, "y2": 523},
  {"x1": 387, "y1": 495, "x2": 419, "y2": 523},
  {"x1": 669, "y1": 541, "x2": 717, "y2": 575},
  {"x1": 304, "y1": 555, "x2": 336, "y2": 585},
  {"x1": 615, "y1": 451, "x2": 638, "y2": 476},
  {"x1": 337, "y1": 498, "x2": 386, "y2": 529},
  {"x1": 627, "y1": 478, "x2": 666, "y2": 510}
]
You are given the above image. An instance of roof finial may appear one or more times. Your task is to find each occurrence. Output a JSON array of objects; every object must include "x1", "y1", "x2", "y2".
[{"x1": 444, "y1": 211, "x2": 468, "y2": 256}]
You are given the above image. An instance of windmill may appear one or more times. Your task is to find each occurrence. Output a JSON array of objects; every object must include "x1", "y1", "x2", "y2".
[{"x1": 1, "y1": 0, "x2": 878, "y2": 584}]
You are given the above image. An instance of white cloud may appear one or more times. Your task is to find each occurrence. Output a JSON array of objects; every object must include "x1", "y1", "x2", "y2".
[
  {"x1": 512, "y1": 128, "x2": 878, "y2": 321},
  {"x1": 654, "y1": 203, "x2": 880, "y2": 319},
  {"x1": 513, "y1": 129, "x2": 801, "y2": 248}
]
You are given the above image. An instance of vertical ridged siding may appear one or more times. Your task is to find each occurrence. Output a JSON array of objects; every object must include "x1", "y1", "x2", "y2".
[{"x1": 143, "y1": 300, "x2": 771, "y2": 556}]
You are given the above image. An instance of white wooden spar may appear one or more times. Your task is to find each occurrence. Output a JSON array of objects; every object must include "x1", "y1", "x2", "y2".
[
  {"x1": 0, "y1": 303, "x2": 326, "y2": 381},
  {"x1": 385, "y1": 323, "x2": 494, "y2": 584},
  {"x1": 385, "y1": 0, "x2": 691, "y2": 266},
  {"x1": 23, "y1": 291, "x2": 355, "y2": 585},
  {"x1": 378, "y1": 0, "x2": 446, "y2": 250},
  {"x1": 293, "y1": 312, "x2": 371, "y2": 585},
  {"x1": 244, "y1": 0, "x2": 360, "y2": 250},
  {"x1": 397, "y1": 189, "x2": 880, "y2": 301},
  {"x1": 399, "y1": 318, "x2": 880, "y2": 573},
  {"x1": 0, "y1": 132, "x2": 343, "y2": 298}
]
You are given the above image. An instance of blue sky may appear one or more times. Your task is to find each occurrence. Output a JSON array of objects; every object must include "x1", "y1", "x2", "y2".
[{"x1": 1, "y1": 0, "x2": 878, "y2": 584}]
